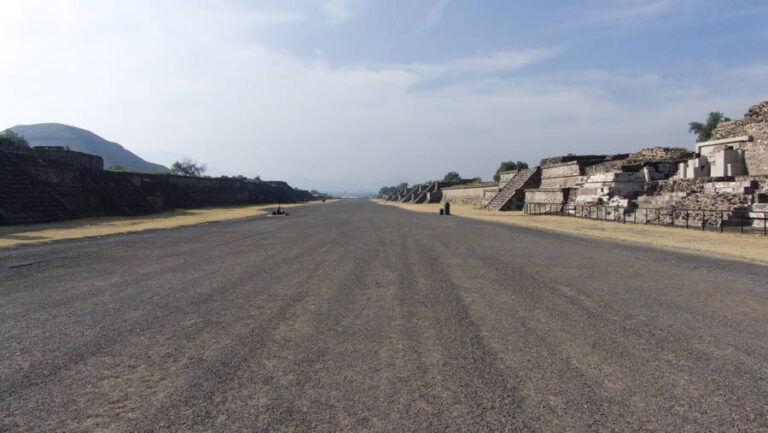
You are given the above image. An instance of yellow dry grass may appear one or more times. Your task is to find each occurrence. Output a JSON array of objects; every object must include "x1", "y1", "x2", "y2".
[
  {"x1": 373, "y1": 199, "x2": 768, "y2": 266},
  {"x1": 0, "y1": 201, "x2": 336, "y2": 248}
]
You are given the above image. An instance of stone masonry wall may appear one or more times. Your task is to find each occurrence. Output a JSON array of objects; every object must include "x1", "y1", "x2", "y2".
[
  {"x1": 0, "y1": 145, "x2": 314, "y2": 224},
  {"x1": 711, "y1": 101, "x2": 768, "y2": 176},
  {"x1": 441, "y1": 183, "x2": 499, "y2": 206},
  {"x1": 525, "y1": 189, "x2": 568, "y2": 204},
  {"x1": 539, "y1": 162, "x2": 582, "y2": 189},
  {"x1": 34, "y1": 147, "x2": 104, "y2": 171}
]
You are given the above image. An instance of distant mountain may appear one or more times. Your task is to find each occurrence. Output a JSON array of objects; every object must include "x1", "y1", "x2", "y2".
[{"x1": 9, "y1": 123, "x2": 169, "y2": 173}]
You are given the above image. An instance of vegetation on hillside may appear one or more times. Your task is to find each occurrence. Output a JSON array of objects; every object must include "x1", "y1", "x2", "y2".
[
  {"x1": 442, "y1": 171, "x2": 461, "y2": 182},
  {"x1": 378, "y1": 182, "x2": 409, "y2": 197},
  {"x1": 689, "y1": 112, "x2": 730, "y2": 142},
  {"x1": 171, "y1": 159, "x2": 207, "y2": 176},
  {"x1": 220, "y1": 174, "x2": 262, "y2": 182},
  {"x1": 493, "y1": 161, "x2": 528, "y2": 181},
  {"x1": 0, "y1": 129, "x2": 30, "y2": 148}
]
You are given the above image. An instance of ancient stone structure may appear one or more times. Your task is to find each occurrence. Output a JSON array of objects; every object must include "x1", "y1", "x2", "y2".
[
  {"x1": 484, "y1": 168, "x2": 541, "y2": 210},
  {"x1": 0, "y1": 142, "x2": 314, "y2": 225},
  {"x1": 384, "y1": 101, "x2": 768, "y2": 230},
  {"x1": 677, "y1": 137, "x2": 749, "y2": 179},
  {"x1": 569, "y1": 148, "x2": 692, "y2": 206},
  {"x1": 646, "y1": 101, "x2": 768, "y2": 228},
  {"x1": 523, "y1": 154, "x2": 632, "y2": 211},
  {"x1": 440, "y1": 182, "x2": 499, "y2": 206},
  {"x1": 386, "y1": 180, "x2": 474, "y2": 204},
  {"x1": 711, "y1": 101, "x2": 768, "y2": 176}
]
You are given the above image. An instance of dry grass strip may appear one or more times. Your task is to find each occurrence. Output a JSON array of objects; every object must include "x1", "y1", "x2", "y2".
[
  {"x1": 373, "y1": 199, "x2": 768, "y2": 266},
  {"x1": 0, "y1": 201, "x2": 336, "y2": 248}
]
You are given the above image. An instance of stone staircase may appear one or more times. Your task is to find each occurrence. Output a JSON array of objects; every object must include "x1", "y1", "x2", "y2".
[
  {"x1": 485, "y1": 168, "x2": 541, "y2": 211},
  {"x1": 413, "y1": 182, "x2": 438, "y2": 203},
  {"x1": 401, "y1": 184, "x2": 427, "y2": 203},
  {"x1": 399, "y1": 186, "x2": 417, "y2": 202},
  {"x1": 90, "y1": 171, "x2": 158, "y2": 215},
  {"x1": 0, "y1": 152, "x2": 72, "y2": 224}
]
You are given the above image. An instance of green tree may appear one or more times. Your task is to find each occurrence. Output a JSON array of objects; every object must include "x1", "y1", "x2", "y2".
[
  {"x1": 493, "y1": 160, "x2": 529, "y2": 181},
  {"x1": 442, "y1": 171, "x2": 462, "y2": 182},
  {"x1": 107, "y1": 165, "x2": 130, "y2": 172},
  {"x1": 0, "y1": 129, "x2": 30, "y2": 148},
  {"x1": 689, "y1": 112, "x2": 731, "y2": 142},
  {"x1": 170, "y1": 158, "x2": 207, "y2": 177}
]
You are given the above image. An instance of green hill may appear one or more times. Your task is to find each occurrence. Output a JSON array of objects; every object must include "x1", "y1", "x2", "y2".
[{"x1": 9, "y1": 123, "x2": 169, "y2": 173}]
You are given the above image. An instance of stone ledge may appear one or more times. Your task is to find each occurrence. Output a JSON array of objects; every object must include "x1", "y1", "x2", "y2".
[{"x1": 697, "y1": 136, "x2": 752, "y2": 147}]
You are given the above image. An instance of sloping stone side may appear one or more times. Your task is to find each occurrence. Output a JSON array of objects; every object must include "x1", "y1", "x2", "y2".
[{"x1": 0, "y1": 150, "x2": 72, "y2": 224}]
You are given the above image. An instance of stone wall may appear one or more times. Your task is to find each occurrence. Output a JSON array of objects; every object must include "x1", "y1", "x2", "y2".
[
  {"x1": 34, "y1": 146, "x2": 104, "y2": 171},
  {"x1": 441, "y1": 182, "x2": 499, "y2": 206},
  {"x1": 525, "y1": 188, "x2": 568, "y2": 204},
  {"x1": 0, "y1": 145, "x2": 314, "y2": 224},
  {"x1": 571, "y1": 172, "x2": 646, "y2": 204},
  {"x1": 539, "y1": 154, "x2": 629, "y2": 167},
  {"x1": 635, "y1": 177, "x2": 757, "y2": 226},
  {"x1": 628, "y1": 147, "x2": 693, "y2": 161}
]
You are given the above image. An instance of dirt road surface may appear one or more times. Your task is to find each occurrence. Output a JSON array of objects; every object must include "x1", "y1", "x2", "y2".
[{"x1": 1, "y1": 199, "x2": 767, "y2": 432}]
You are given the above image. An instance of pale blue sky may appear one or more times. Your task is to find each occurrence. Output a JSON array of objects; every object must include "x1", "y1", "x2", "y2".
[{"x1": 1, "y1": 0, "x2": 767, "y2": 192}]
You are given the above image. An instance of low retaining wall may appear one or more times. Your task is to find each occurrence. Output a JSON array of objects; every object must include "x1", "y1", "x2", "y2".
[
  {"x1": 441, "y1": 183, "x2": 498, "y2": 206},
  {"x1": 525, "y1": 188, "x2": 569, "y2": 204},
  {"x1": 0, "y1": 144, "x2": 314, "y2": 224}
]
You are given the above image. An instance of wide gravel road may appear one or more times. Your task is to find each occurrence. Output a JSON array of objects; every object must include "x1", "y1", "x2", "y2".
[{"x1": 1, "y1": 199, "x2": 767, "y2": 432}]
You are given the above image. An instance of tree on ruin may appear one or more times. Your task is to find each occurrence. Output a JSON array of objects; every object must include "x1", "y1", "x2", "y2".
[
  {"x1": 689, "y1": 112, "x2": 731, "y2": 142},
  {"x1": 493, "y1": 160, "x2": 529, "y2": 181},
  {"x1": 442, "y1": 171, "x2": 462, "y2": 182},
  {"x1": 171, "y1": 159, "x2": 207, "y2": 177},
  {"x1": 0, "y1": 129, "x2": 30, "y2": 148}
]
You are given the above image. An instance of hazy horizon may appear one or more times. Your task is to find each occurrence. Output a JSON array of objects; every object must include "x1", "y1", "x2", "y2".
[{"x1": 2, "y1": 0, "x2": 767, "y2": 192}]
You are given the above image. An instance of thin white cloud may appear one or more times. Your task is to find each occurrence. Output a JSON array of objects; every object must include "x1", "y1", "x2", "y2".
[
  {"x1": 393, "y1": 48, "x2": 561, "y2": 79},
  {"x1": 580, "y1": 0, "x2": 677, "y2": 23},
  {"x1": 238, "y1": 10, "x2": 307, "y2": 25},
  {"x1": 418, "y1": 0, "x2": 452, "y2": 32},
  {"x1": 726, "y1": 64, "x2": 768, "y2": 79},
  {"x1": 319, "y1": 0, "x2": 354, "y2": 24}
]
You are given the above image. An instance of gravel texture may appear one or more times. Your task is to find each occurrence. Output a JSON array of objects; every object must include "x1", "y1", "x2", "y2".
[{"x1": 1, "y1": 199, "x2": 767, "y2": 432}]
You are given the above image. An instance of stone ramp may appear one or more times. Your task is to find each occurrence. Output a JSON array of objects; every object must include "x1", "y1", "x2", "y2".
[
  {"x1": 485, "y1": 168, "x2": 540, "y2": 210},
  {"x1": 0, "y1": 152, "x2": 72, "y2": 224}
]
